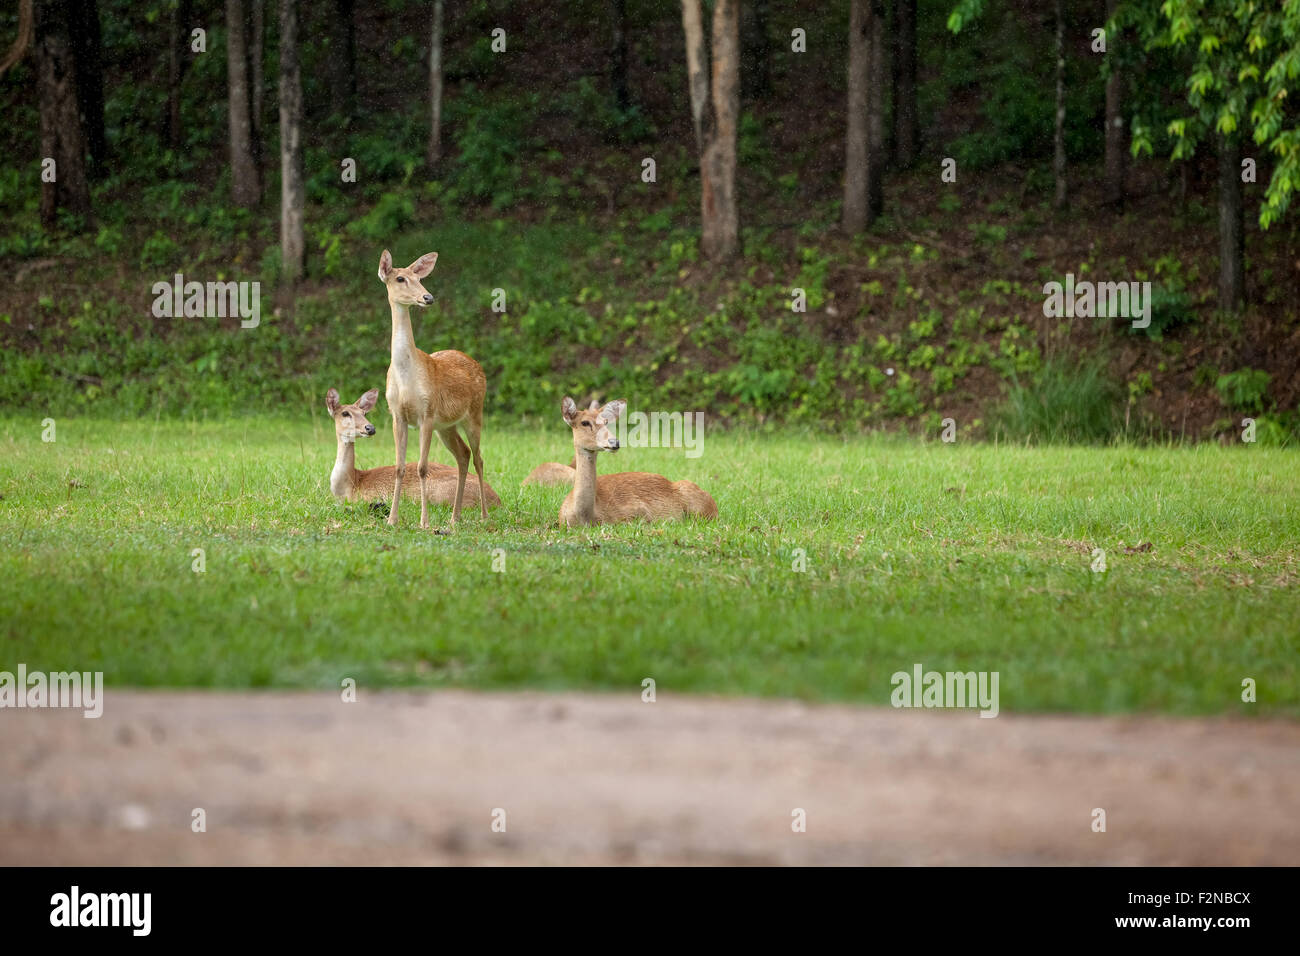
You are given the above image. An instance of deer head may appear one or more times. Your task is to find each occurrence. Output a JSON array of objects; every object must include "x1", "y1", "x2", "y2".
[
  {"x1": 377, "y1": 249, "x2": 438, "y2": 308},
  {"x1": 562, "y1": 397, "x2": 626, "y2": 453},
  {"x1": 327, "y1": 387, "x2": 380, "y2": 442}
]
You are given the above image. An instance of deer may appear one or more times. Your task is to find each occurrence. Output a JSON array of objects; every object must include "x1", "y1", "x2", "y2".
[
  {"x1": 326, "y1": 387, "x2": 501, "y2": 510},
  {"x1": 522, "y1": 400, "x2": 596, "y2": 487},
  {"x1": 378, "y1": 249, "x2": 489, "y2": 529},
  {"x1": 522, "y1": 458, "x2": 576, "y2": 486},
  {"x1": 557, "y1": 396, "x2": 718, "y2": 527}
]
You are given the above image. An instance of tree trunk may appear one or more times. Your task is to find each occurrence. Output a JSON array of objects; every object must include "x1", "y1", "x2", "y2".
[
  {"x1": 1103, "y1": 0, "x2": 1123, "y2": 207},
  {"x1": 609, "y1": 0, "x2": 629, "y2": 111},
  {"x1": 891, "y1": 0, "x2": 917, "y2": 167},
  {"x1": 69, "y1": 0, "x2": 105, "y2": 176},
  {"x1": 1052, "y1": 0, "x2": 1066, "y2": 210},
  {"x1": 167, "y1": 0, "x2": 192, "y2": 149},
  {"x1": 34, "y1": 0, "x2": 92, "y2": 228},
  {"x1": 280, "y1": 0, "x2": 305, "y2": 282},
  {"x1": 867, "y1": 0, "x2": 885, "y2": 219},
  {"x1": 251, "y1": 0, "x2": 264, "y2": 150},
  {"x1": 682, "y1": 0, "x2": 740, "y2": 263},
  {"x1": 428, "y1": 0, "x2": 444, "y2": 165},
  {"x1": 329, "y1": 0, "x2": 355, "y2": 122},
  {"x1": 741, "y1": 0, "x2": 770, "y2": 99},
  {"x1": 843, "y1": 0, "x2": 869, "y2": 232},
  {"x1": 226, "y1": 0, "x2": 260, "y2": 207},
  {"x1": 682, "y1": 0, "x2": 709, "y2": 157},
  {"x1": 1218, "y1": 135, "x2": 1244, "y2": 311}
]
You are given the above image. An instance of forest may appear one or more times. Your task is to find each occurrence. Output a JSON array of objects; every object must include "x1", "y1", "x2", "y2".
[{"x1": 1, "y1": 0, "x2": 1296, "y2": 442}]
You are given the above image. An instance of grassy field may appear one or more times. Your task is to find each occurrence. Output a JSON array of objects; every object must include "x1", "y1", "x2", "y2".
[{"x1": 1, "y1": 416, "x2": 1297, "y2": 716}]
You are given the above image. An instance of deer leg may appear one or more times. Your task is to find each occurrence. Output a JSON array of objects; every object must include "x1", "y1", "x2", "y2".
[
  {"x1": 388, "y1": 413, "x2": 407, "y2": 527},
  {"x1": 417, "y1": 420, "x2": 435, "y2": 530},
  {"x1": 463, "y1": 417, "x2": 488, "y2": 519},
  {"x1": 437, "y1": 428, "x2": 471, "y2": 526}
]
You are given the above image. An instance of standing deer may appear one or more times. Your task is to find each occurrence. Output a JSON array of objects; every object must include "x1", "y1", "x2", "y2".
[
  {"x1": 558, "y1": 396, "x2": 717, "y2": 527},
  {"x1": 378, "y1": 249, "x2": 489, "y2": 529},
  {"x1": 326, "y1": 387, "x2": 501, "y2": 509}
]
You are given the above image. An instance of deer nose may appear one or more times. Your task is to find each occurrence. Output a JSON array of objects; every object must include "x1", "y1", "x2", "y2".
[
  {"x1": 607, "y1": 438, "x2": 620, "y2": 450},
  {"x1": 365, "y1": 425, "x2": 376, "y2": 435},
  {"x1": 421, "y1": 293, "x2": 433, "y2": 304}
]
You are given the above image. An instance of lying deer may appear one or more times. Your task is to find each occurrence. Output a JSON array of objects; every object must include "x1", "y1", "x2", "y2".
[
  {"x1": 327, "y1": 388, "x2": 500, "y2": 510},
  {"x1": 522, "y1": 400, "x2": 595, "y2": 486},
  {"x1": 378, "y1": 249, "x2": 489, "y2": 529},
  {"x1": 558, "y1": 396, "x2": 717, "y2": 527},
  {"x1": 522, "y1": 458, "x2": 576, "y2": 486}
]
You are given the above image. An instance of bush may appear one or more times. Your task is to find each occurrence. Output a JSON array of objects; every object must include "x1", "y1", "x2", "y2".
[
  {"x1": 993, "y1": 357, "x2": 1121, "y2": 444},
  {"x1": 347, "y1": 192, "x2": 415, "y2": 242},
  {"x1": 447, "y1": 95, "x2": 534, "y2": 208},
  {"x1": 139, "y1": 231, "x2": 180, "y2": 270},
  {"x1": 1215, "y1": 368, "x2": 1271, "y2": 414}
]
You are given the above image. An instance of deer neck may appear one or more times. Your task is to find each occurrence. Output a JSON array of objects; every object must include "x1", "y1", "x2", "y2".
[
  {"x1": 331, "y1": 436, "x2": 357, "y2": 499},
  {"x1": 389, "y1": 300, "x2": 417, "y2": 365},
  {"x1": 572, "y1": 447, "x2": 599, "y2": 522}
]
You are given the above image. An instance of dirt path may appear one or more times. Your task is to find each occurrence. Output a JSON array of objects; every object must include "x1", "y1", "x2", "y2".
[{"x1": 3, "y1": 690, "x2": 1297, "y2": 865}]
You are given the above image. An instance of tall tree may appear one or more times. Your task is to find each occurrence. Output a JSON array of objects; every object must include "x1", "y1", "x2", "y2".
[
  {"x1": 892, "y1": 0, "x2": 918, "y2": 167},
  {"x1": 329, "y1": 0, "x2": 356, "y2": 122},
  {"x1": 33, "y1": 0, "x2": 92, "y2": 228},
  {"x1": 226, "y1": 0, "x2": 260, "y2": 207},
  {"x1": 844, "y1": 0, "x2": 885, "y2": 231},
  {"x1": 280, "y1": 0, "x2": 305, "y2": 282},
  {"x1": 1217, "y1": 134, "x2": 1244, "y2": 310},
  {"x1": 1133, "y1": 1, "x2": 1300, "y2": 309},
  {"x1": 610, "y1": 0, "x2": 630, "y2": 110},
  {"x1": 682, "y1": 0, "x2": 740, "y2": 263},
  {"x1": 428, "y1": 0, "x2": 444, "y2": 165},
  {"x1": 69, "y1": 0, "x2": 105, "y2": 176},
  {"x1": 251, "y1": 0, "x2": 264, "y2": 150},
  {"x1": 1102, "y1": 0, "x2": 1124, "y2": 206},
  {"x1": 1052, "y1": 0, "x2": 1066, "y2": 209},
  {"x1": 166, "y1": 0, "x2": 193, "y2": 150},
  {"x1": 867, "y1": 0, "x2": 885, "y2": 218}
]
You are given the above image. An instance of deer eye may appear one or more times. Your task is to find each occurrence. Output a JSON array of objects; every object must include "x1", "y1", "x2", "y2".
[
  {"x1": 342, "y1": 411, "x2": 350, "y2": 417},
  {"x1": 581, "y1": 421, "x2": 593, "y2": 429},
  {"x1": 396, "y1": 276, "x2": 406, "y2": 283}
]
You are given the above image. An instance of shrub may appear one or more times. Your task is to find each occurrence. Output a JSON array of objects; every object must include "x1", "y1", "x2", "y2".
[
  {"x1": 347, "y1": 192, "x2": 415, "y2": 242},
  {"x1": 1215, "y1": 368, "x2": 1271, "y2": 413},
  {"x1": 993, "y1": 357, "x2": 1121, "y2": 444},
  {"x1": 139, "y1": 231, "x2": 180, "y2": 269}
]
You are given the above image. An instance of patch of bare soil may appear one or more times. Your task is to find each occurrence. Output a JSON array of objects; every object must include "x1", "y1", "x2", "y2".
[{"x1": 2, "y1": 691, "x2": 1296, "y2": 865}]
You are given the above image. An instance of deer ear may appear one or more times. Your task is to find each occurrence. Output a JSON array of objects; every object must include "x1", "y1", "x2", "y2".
[
  {"x1": 598, "y1": 399, "x2": 626, "y2": 424},
  {"x1": 357, "y1": 389, "x2": 379, "y2": 412},
  {"x1": 408, "y1": 252, "x2": 438, "y2": 278},
  {"x1": 561, "y1": 396, "x2": 579, "y2": 424},
  {"x1": 326, "y1": 388, "x2": 341, "y2": 416},
  {"x1": 377, "y1": 250, "x2": 393, "y2": 281}
]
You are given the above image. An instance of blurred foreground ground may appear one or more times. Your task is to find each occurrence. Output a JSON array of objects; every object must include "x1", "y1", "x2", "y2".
[{"x1": 3, "y1": 691, "x2": 1297, "y2": 865}]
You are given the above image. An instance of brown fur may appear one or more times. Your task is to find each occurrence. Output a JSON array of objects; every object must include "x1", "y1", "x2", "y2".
[
  {"x1": 347, "y1": 462, "x2": 500, "y2": 508},
  {"x1": 522, "y1": 457, "x2": 577, "y2": 486},
  {"x1": 556, "y1": 396, "x2": 717, "y2": 527},
  {"x1": 379, "y1": 249, "x2": 489, "y2": 529},
  {"x1": 327, "y1": 387, "x2": 501, "y2": 509}
]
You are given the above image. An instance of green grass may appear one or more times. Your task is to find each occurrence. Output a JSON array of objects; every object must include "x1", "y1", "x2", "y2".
[{"x1": 2, "y1": 417, "x2": 1297, "y2": 716}]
